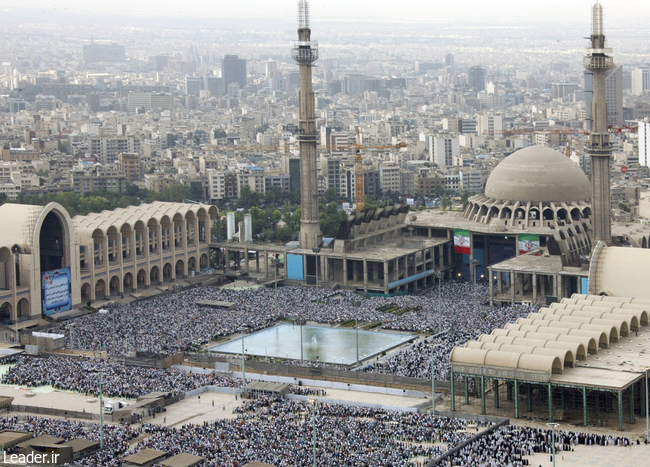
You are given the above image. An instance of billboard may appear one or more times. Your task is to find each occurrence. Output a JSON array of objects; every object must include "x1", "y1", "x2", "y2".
[{"x1": 42, "y1": 268, "x2": 72, "y2": 316}]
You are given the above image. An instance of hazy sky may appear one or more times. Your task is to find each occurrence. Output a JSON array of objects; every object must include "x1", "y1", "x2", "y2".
[{"x1": 5, "y1": 0, "x2": 650, "y2": 26}]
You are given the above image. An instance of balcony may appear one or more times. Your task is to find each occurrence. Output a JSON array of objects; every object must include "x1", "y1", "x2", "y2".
[{"x1": 292, "y1": 41, "x2": 319, "y2": 63}]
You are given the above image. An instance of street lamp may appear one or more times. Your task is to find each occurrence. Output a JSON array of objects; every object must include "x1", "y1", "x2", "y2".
[
  {"x1": 271, "y1": 258, "x2": 280, "y2": 315},
  {"x1": 173, "y1": 284, "x2": 184, "y2": 351},
  {"x1": 97, "y1": 372, "x2": 104, "y2": 450},
  {"x1": 470, "y1": 259, "x2": 480, "y2": 317},
  {"x1": 352, "y1": 301, "x2": 361, "y2": 365},
  {"x1": 434, "y1": 271, "x2": 444, "y2": 333},
  {"x1": 547, "y1": 422, "x2": 559, "y2": 467},
  {"x1": 643, "y1": 366, "x2": 650, "y2": 444},
  {"x1": 312, "y1": 247, "x2": 321, "y2": 289},
  {"x1": 239, "y1": 326, "x2": 248, "y2": 392},
  {"x1": 294, "y1": 314, "x2": 304, "y2": 364},
  {"x1": 309, "y1": 399, "x2": 317, "y2": 467},
  {"x1": 430, "y1": 344, "x2": 440, "y2": 414},
  {"x1": 11, "y1": 245, "x2": 21, "y2": 344}
]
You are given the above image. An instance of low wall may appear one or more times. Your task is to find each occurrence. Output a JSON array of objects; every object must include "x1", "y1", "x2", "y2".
[
  {"x1": 184, "y1": 386, "x2": 242, "y2": 398},
  {"x1": 427, "y1": 418, "x2": 510, "y2": 467},
  {"x1": 231, "y1": 372, "x2": 429, "y2": 399},
  {"x1": 8, "y1": 405, "x2": 100, "y2": 421},
  {"x1": 231, "y1": 360, "x2": 453, "y2": 393}
]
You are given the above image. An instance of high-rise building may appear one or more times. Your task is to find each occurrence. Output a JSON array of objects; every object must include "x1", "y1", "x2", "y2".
[
  {"x1": 185, "y1": 77, "x2": 203, "y2": 96},
  {"x1": 204, "y1": 75, "x2": 224, "y2": 96},
  {"x1": 639, "y1": 120, "x2": 650, "y2": 167},
  {"x1": 445, "y1": 53, "x2": 455, "y2": 68},
  {"x1": 551, "y1": 82, "x2": 579, "y2": 99},
  {"x1": 584, "y1": 64, "x2": 623, "y2": 127},
  {"x1": 432, "y1": 137, "x2": 460, "y2": 167},
  {"x1": 83, "y1": 40, "x2": 125, "y2": 63},
  {"x1": 477, "y1": 114, "x2": 503, "y2": 138},
  {"x1": 221, "y1": 55, "x2": 247, "y2": 89},
  {"x1": 118, "y1": 153, "x2": 143, "y2": 184},
  {"x1": 468, "y1": 66, "x2": 486, "y2": 92},
  {"x1": 320, "y1": 156, "x2": 342, "y2": 196},
  {"x1": 632, "y1": 67, "x2": 650, "y2": 95},
  {"x1": 266, "y1": 59, "x2": 278, "y2": 78}
]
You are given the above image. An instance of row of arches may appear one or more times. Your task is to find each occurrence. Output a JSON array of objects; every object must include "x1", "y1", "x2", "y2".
[
  {"x1": 464, "y1": 196, "x2": 591, "y2": 228},
  {"x1": 0, "y1": 298, "x2": 30, "y2": 324},
  {"x1": 85, "y1": 208, "x2": 216, "y2": 269},
  {"x1": 81, "y1": 254, "x2": 209, "y2": 302}
]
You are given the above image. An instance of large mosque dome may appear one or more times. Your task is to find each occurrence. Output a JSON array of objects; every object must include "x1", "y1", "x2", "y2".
[
  {"x1": 484, "y1": 145, "x2": 591, "y2": 203},
  {"x1": 463, "y1": 145, "x2": 592, "y2": 229}
]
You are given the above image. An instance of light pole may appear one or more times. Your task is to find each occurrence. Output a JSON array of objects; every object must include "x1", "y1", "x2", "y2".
[
  {"x1": 430, "y1": 344, "x2": 439, "y2": 414},
  {"x1": 643, "y1": 366, "x2": 650, "y2": 444},
  {"x1": 111, "y1": 309, "x2": 116, "y2": 359},
  {"x1": 547, "y1": 422, "x2": 559, "y2": 467},
  {"x1": 352, "y1": 301, "x2": 360, "y2": 365},
  {"x1": 11, "y1": 245, "x2": 21, "y2": 345},
  {"x1": 470, "y1": 259, "x2": 480, "y2": 317},
  {"x1": 309, "y1": 399, "x2": 317, "y2": 467},
  {"x1": 239, "y1": 326, "x2": 247, "y2": 393},
  {"x1": 174, "y1": 284, "x2": 183, "y2": 351},
  {"x1": 312, "y1": 247, "x2": 321, "y2": 289},
  {"x1": 98, "y1": 372, "x2": 104, "y2": 450},
  {"x1": 434, "y1": 271, "x2": 444, "y2": 332},
  {"x1": 294, "y1": 315, "x2": 304, "y2": 364},
  {"x1": 271, "y1": 258, "x2": 280, "y2": 315}
]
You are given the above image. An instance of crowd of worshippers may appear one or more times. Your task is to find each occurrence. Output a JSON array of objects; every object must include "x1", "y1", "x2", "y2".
[
  {"x1": 0, "y1": 355, "x2": 338, "y2": 399},
  {"x1": 43, "y1": 283, "x2": 536, "y2": 378},
  {"x1": 0, "y1": 415, "x2": 138, "y2": 467},
  {"x1": 130, "y1": 397, "x2": 472, "y2": 467},
  {"x1": 445, "y1": 425, "x2": 632, "y2": 467},
  {"x1": 0, "y1": 355, "x2": 243, "y2": 398}
]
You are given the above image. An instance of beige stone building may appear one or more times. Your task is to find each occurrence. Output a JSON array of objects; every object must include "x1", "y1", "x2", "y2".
[{"x1": 0, "y1": 201, "x2": 218, "y2": 325}]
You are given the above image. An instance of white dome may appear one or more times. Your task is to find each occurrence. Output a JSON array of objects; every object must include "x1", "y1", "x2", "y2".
[{"x1": 485, "y1": 145, "x2": 591, "y2": 203}]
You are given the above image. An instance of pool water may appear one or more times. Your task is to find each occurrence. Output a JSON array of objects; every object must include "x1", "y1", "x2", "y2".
[{"x1": 210, "y1": 323, "x2": 415, "y2": 364}]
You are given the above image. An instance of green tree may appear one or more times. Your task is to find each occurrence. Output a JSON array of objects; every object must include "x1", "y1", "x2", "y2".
[
  {"x1": 461, "y1": 190, "x2": 471, "y2": 210},
  {"x1": 441, "y1": 193, "x2": 451, "y2": 211},
  {"x1": 323, "y1": 188, "x2": 337, "y2": 203},
  {"x1": 163, "y1": 184, "x2": 192, "y2": 203}
]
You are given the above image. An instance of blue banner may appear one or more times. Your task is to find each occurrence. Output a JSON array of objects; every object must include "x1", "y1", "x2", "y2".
[{"x1": 42, "y1": 268, "x2": 72, "y2": 315}]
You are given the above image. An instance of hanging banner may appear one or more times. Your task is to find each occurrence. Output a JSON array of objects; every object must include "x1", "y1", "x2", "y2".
[
  {"x1": 518, "y1": 234, "x2": 540, "y2": 255},
  {"x1": 454, "y1": 229, "x2": 471, "y2": 254}
]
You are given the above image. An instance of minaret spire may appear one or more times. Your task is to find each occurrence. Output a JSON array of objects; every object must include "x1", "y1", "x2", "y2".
[
  {"x1": 293, "y1": 1, "x2": 322, "y2": 250},
  {"x1": 584, "y1": 1, "x2": 614, "y2": 249}
]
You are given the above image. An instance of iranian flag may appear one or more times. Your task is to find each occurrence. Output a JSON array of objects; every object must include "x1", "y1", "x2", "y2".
[
  {"x1": 454, "y1": 229, "x2": 471, "y2": 255},
  {"x1": 519, "y1": 234, "x2": 540, "y2": 255}
]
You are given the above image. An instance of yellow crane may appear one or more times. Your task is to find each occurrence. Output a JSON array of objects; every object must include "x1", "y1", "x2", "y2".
[
  {"x1": 205, "y1": 131, "x2": 407, "y2": 215},
  {"x1": 352, "y1": 128, "x2": 407, "y2": 214}
]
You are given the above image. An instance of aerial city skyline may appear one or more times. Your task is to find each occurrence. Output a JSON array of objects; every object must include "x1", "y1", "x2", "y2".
[{"x1": 0, "y1": 1, "x2": 650, "y2": 466}]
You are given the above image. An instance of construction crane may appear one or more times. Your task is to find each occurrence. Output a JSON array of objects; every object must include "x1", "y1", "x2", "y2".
[
  {"x1": 352, "y1": 127, "x2": 408, "y2": 214},
  {"x1": 205, "y1": 130, "x2": 407, "y2": 215}
]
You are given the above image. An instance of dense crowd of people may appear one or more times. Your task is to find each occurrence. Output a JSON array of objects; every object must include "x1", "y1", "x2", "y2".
[
  {"x1": 43, "y1": 282, "x2": 536, "y2": 381},
  {"x1": 1, "y1": 355, "x2": 242, "y2": 398},
  {"x1": 361, "y1": 292, "x2": 537, "y2": 380},
  {"x1": 46, "y1": 283, "x2": 510, "y2": 354},
  {"x1": 0, "y1": 415, "x2": 138, "y2": 467},
  {"x1": 132, "y1": 397, "x2": 470, "y2": 466},
  {"x1": 445, "y1": 425, "x2": 632, "y2": 467}
]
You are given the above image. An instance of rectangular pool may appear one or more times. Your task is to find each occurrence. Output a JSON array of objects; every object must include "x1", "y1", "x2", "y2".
[{"x1": 210, "y1": 323, "x2": 416, "y2": 365}]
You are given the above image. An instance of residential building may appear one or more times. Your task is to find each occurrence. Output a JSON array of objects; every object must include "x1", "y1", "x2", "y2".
[{"x1": 632, "y1": 67, "x2": 650, "y2": 95}]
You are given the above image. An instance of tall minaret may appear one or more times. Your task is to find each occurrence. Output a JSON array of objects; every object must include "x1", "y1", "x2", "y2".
[
  {"x1": 584, "y1": 1, "x2": 614, "y2": 248},
  {"x1": 293, "y1": 0, "x2": 322, "y2": 249}
]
